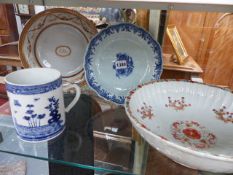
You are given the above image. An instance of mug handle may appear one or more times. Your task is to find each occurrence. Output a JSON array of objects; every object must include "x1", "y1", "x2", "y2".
[{"x1": 63, "y1": 84, "x2": 81, "y2": 113}]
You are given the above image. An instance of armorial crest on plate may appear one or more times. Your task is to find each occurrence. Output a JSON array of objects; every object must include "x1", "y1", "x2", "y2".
[
  {"x1": 213, "y1": 106, "x2": 233, "y2": 123},
  {"x1": 113, "y1": 53, "x2": 134, "y2": 78},
  {"x1": 171, "y1": 120, "x2": 216, "y2": 149},
  {"x1": 55, "y1": 45, "x2": 71, "y2": 57},
  {"x1": 165, "y1": 97, "x2": 191, "y2": 111}
]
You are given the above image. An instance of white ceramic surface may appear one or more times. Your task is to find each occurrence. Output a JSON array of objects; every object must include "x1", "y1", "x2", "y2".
[
  {"x1": 125, "y1": 80, "x2": 233, "y2": 173},
  {"x1": 19, "y1": 8, "x2": 97, "y2": 83},
  {"x1": 5, "y1": 68, "x2": 81, "y2": 142},
  {"x1": 84, "y1": 23, "x2": 162, "y2": 104}
]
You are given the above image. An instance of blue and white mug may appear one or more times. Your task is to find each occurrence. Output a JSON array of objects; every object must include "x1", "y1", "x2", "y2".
[{"x1": 5, "y1": 68, "x2": 80, "y2": 142}]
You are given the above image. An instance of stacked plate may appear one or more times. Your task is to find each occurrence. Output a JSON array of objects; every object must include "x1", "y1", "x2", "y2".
[{"x1": 19, "y1": 8, "x2": 97, "y2": 84}]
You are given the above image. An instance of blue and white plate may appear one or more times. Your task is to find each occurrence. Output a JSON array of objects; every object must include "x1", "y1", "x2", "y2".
[{"x1": 84, "y1": 23, "x2": 162, "y2": 104}]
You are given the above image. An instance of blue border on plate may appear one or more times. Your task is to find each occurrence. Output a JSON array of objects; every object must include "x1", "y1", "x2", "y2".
[
  {"x1": 84, "y1": 23, "x2": 163, "y2": 104},
  {"x1": 6, "y1": 77, "x2": 62, "y2": 95}
]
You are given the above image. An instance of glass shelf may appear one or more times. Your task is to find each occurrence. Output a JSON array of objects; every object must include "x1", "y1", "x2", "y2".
[{"x1": 0, "y1": 94, "x2": 148, "y2": 175}]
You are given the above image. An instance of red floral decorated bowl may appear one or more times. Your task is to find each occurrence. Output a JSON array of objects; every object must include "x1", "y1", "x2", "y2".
[{"x1": 125, "y1": 80, "x2": 233, "y2": 173}]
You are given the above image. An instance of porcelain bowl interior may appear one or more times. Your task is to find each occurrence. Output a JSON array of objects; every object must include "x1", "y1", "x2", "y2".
[
  {"x1": 19, "y1": 8, "x2": 97, "y2": 83},
  {"x1": 125, "y1": 80, "x2": 233, "y2": 173},
  {"x1": 85, "y1": 23, "x2": 162, "y2": 104}
]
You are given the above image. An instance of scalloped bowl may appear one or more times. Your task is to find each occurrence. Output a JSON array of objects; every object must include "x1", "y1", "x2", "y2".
[
  {"x1": 84, "y1": 23, "x2": 162, "y2": 104},
  {"x1": 125, "y1": 80, "x2": 233, "y2": 173}
]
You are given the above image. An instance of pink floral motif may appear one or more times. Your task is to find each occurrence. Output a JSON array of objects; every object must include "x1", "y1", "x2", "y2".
[
  {"x1": 171, "y1": 121, "x2": 216, "y2": 149},
  {"x1": 165, "y1": 97, "x2": 191, "y2": 111},
  {"x1": 137, "y1": 102, "x2": 154, "y2": 120},
  {"x1": 213, "y1": 106, "x2": 233, "y2": 123}
]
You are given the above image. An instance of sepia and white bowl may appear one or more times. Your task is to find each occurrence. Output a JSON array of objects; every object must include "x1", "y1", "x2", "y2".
[
  {"x1": 125, "y1": 80, "x2": 233, "y2": 173},
  {"x1": 19, "y1": 8, "x2": 97, "y2": 84}
]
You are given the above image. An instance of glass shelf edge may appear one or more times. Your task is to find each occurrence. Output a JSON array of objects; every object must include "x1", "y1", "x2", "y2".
[{"x1": 0, "y1": 149, "x2": 136, "y2": 175}]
